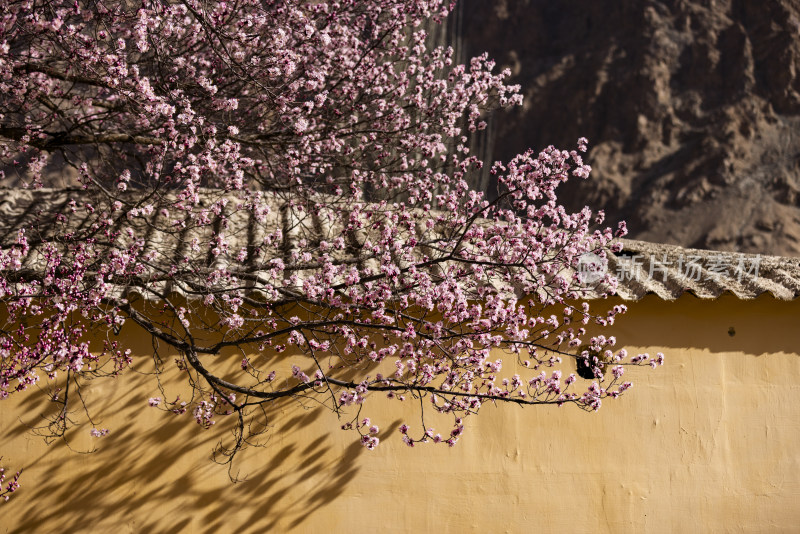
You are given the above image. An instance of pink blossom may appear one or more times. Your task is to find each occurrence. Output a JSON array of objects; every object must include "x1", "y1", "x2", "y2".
[{"x1": 0, "y1": 0, "x2": 658, "y2": 469}]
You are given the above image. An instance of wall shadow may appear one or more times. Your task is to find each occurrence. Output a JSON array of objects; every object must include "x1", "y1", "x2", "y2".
[
  {"x1": 605, "y1": 293, "x2": 800, "y2": 356},
  {"x1": 0, "y1": 367, "x2": 380, "y2": 533}
]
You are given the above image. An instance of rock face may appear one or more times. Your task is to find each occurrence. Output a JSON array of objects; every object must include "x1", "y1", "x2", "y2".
[{"x1": 457, "y1": 0, "x2": 800, "y2": 256}]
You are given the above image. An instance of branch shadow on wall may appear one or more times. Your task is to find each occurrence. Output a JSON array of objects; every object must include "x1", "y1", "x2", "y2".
[{"x1": 2, "y1": 367, "x2": 405, "y2": 533}]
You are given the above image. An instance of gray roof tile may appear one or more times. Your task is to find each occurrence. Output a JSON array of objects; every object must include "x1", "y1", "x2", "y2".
[{"x1": 1, "y1": 188, "x2": 798, "y2": 301}]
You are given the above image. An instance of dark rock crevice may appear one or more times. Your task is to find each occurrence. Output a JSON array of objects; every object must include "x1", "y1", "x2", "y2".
[{"x1": 457, "y1": 0, "x2": 800, "y2": 256}]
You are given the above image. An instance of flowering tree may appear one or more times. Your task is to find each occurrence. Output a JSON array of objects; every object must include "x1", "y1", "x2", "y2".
[{"x1": 0, "y1": 0, "x2": 662, "y2": 486}]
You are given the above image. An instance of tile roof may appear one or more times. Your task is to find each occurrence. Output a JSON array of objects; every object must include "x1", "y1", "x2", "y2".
[
  {"x1": 1, "y1": 188, "x2": 799, "y2": 301},
  {"x1": 600, "y1": 239, "x2": 800, "y2": 301}
]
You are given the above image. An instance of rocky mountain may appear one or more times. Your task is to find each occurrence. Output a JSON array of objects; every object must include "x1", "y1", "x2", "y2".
[{"x1": 456, "y1": 0, "x2": 800, "y2": 256}]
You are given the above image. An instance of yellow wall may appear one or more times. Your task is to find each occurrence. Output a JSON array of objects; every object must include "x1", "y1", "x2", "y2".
[{"x1": 1, "y1": 294, "x2": 799, "y2": 533}]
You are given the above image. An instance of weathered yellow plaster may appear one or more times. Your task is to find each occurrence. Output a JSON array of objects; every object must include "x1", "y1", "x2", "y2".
[{"x1": 1, "y1": 294, "x2": 798, "y2": 532}]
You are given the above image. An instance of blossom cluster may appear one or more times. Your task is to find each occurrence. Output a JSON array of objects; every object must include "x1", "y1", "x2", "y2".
[
  {"x1": 0, "y1": 0, "x2": 660, "y2": 463},
  {"x1": 0, "y1": 459, "x2": 21, "y2": 502}
]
